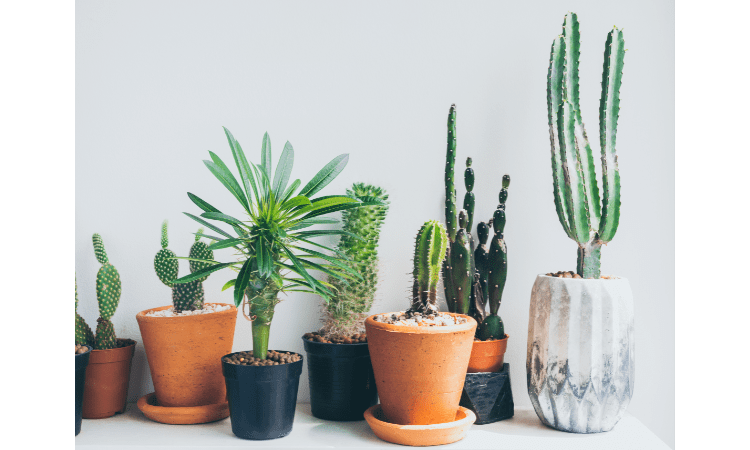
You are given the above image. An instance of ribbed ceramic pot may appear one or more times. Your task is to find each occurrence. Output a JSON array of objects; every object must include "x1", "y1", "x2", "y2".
[{"x1": 526, "y1": 274, "x2": 634, "y2": 433}]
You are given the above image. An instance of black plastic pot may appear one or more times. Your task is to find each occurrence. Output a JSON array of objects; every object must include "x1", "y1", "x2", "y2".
[
  {"x1": 222, "y1": 351, "x2": 303, "y2": 440},
  {"x1": 302, "y1": 337, "x2": 377, "y2": 421},
  {"x1": 75, "y1": 346, "x2": 92, "y2": 436},
  {"x1": 459, "y1": 362, "x2": 514, "y2": 424}
]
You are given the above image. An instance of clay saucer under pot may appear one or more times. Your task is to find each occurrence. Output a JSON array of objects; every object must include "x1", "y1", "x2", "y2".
[{"x1": 364, "y1": 404, "x2": 476, "y2": 446}]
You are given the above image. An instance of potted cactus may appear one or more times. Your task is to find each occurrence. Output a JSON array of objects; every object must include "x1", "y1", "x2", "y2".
[
  {"x1": 172, "y1": 127, "x2": 382, "y2": 439},
  {"x1": 76, "y1": 234, "x2": 136, "y2": 420},
  {"x1": 365, "y1": 219, "x2": 476, "y2": 435},
  {"x1": 526, "y1": 12, "x2": 634, "y2": 434},
  {"x1": 441, "y1": 105, "x2": 514, "y2": 424},
  {"x1": 135, "y1": 221, "x2": 236, "y2": 425},
  {"x1": 75, "y1": 280, "x2": 92, "y2": 436},
  {"x1": 302, "y1": 182, "x2": 389, "y2": 421}
]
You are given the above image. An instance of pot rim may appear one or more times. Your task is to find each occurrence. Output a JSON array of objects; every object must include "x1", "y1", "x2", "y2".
[
  {"x1": 136, "y1": 303, "x2": 237, "y2": 323},
  {"x1": 537, "y1": 273, "x2": 627, "y2": 281},
  {"x1": 75, "y1": 344, "x2": 92, "y2": 357},
  {"x1": 365, "y1": 312, "x2": 476, "y2": 334},
  {"x1": 472, "y1": 334, "x2": 509, "y2": 346},
  {"x1": 88, "y1": 339, "x2": 137, "y2": 363}
]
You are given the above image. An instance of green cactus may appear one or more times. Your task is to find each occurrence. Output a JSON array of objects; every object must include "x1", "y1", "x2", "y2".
[
  {"x1": 92, "y1": 234, "x2": 122, "y2": 349},
  {"x1": 324, "y1": 183, "x2": 390, "y2": 336},
  {"x1": 409, "y1": 220, "x2": 448, "y2": 315},
  {"x1": 154, "y1": 221, "x2": 214, "y2": 313},
  {"x1": 548, "y1": 12, "x2": 624, "y2": 278},
  {"x1": 75, "y1": 277, "x2": 94, "y2": 346},
  {"x1": 441, "y1": 104, "x2": 511, "y2": 339}
]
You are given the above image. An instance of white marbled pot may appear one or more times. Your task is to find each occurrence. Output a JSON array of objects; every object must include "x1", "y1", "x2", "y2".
[{"x1": 526, "y1": 274, "x2": 634, "y2": 433}]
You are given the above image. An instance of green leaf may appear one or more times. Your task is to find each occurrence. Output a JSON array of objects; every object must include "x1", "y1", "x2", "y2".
[
  {"x1": 201, "y1": 212, "x2": 246, "y2": 227},
  {"x1": 282, "y1": 195, "x2": 312, "y2": 210},
  {"x1": 281, "y1": 179, "x2": 301, "y2": 204},
  {"x1": 292, "y1": 247, "x2": 359, "y2": 276},
  {"x1": 291, "y1": 196, "x2": 358, "y2": 218},
  {"x1": 279, "y1": 245, "x2": 316, "y2": 292},
  {"x1": 188, "y1": 192, "x2": 220, "y2": 213},
  {"x1": 294, "y1": 229, "x2": 363, "y2": 240},
  {"x1": 293, "y1": 237, "x2": 347, "y2": 259},
  {"x1": 207, "y1": 237, "x2": 245, "y2": 250},
  {"x1": 234, "y1": 259, "x2": 253, "y2": 307},
  {"x1": 183, "y1": 212, "x2": 234, "y2": 238},
  {"x1": 299, "y1": 154, "x2": 349, "y2": 197},
  {"x1": 221, "y1": 279, "x2": 236, "y2": 291},
  {"x1": 223, "y1": 127, "x2": 260, "y2": 206},
  {"x1": 288, "y1": 217, "x2": 339, "y2": 231},
  {"x1": 173, "y1": 262, "x2": 235, "y2": 283},
  {"x1": 261, "y1": 132, "x2": 272, "y2": 181},
  {"x1": 204, "y1": 155, "x2": 250, "y2": 213},
  {"x1": 273, "y1": 141, "x2": 294, "y2": 196},
  {"x1": 298, "y1": 258, "x2": 356, "y2": 281},
  {"x1": 256, "y1": 240, "x2": 273, "y2": 278}
]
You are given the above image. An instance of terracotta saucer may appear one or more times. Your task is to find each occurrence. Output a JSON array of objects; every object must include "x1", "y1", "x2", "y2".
[
  {"x1": 137, "y1": 392, "x2": 229, "y2": 424},
  {"x1": 364, "y1": 404, "x2": 476, "y2": 446}
]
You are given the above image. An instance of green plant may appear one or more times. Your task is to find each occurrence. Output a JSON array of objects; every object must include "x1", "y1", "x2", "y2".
[
  {"x1": 408, "y1": 220, "x2": 448, "y2": 315},
  {"x1": 75, "y1": 234, "x2": 123, "y2": 350},
  {"x1": 322, "y1": 183, "x2": 389, "y2": 337},
  {"x1": 547, "y1": 12, "x2": 625, "y2": 278},
  {"x1": 441, "y1": 104, "x2": 511, "y2": 338},
  {"x1": 173, "y1": 128, "x2": 383, "y2": 359},
  {"x1": 153, "y1": 221, "x2": 215, "y2": 312}
]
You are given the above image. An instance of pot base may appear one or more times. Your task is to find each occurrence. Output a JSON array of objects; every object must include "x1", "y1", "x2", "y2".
[
  {"x1": 137, "y1": 393, "x2": 229, "y2": 424},
  {"x1": 364, "y1": 404, "x2": 475, "y2": 446},
  {"x1": 460, "y1": 363, "x2": 514, "y2": 424}
]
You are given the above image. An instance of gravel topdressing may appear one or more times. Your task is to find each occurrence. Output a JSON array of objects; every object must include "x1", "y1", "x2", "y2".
[
  {"x1": 75, "y1": 344, "x2": 88, "y2": 354},
  {"x1": 303, "y1": 332, "x2": 367, "y2": 344},
  {"x1": 546, "y1": 271, "x2": 617, "y2": 279},
  {"x1": 224, "y1": 350, "x2": 301, "y2": 366},
  {"x1": 372, "y1": 311, "x2": 468, "y2": 327},
  {"x1": 145, "y1": 303, "x2": 231, "y2": 317}
]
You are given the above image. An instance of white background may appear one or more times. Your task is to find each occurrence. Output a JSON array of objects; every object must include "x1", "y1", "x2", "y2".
[{"x1": 75, "y1": 0, "x2": 674, "y2": 447}]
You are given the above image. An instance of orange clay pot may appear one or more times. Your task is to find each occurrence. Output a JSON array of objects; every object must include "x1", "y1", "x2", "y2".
[
  {"x1": 135, "y1": 303, "x2": 237, "y2": 408},
  {"x1": 82, "y1": 339, "x2": 136, "y2": 419},
  {"x1": 365, "y1": 313, "x2": 476, "y2": 425},
  {"x1": 364, "y1": 404, "x2": 476, "y2": 446},
  {"x1": 467, "y1": 334, "x2": 509, "y2": 373}
]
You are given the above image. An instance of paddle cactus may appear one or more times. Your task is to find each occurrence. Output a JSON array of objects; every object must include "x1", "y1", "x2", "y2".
[
  {"x1": 154, "y1": 220, "x2": 214, "y2": 312},
  {"x1": 547, "y1": 13, "x2": 625, "y2": 278},
  {"x1": 75, "y1": 277, "x2": 94, "y2": 346},
  {"x1": 442, "y1": 104, "x2": 511, "y2": 337},
  {"x1": 409, "y1": 220, "x2": 448, "y2": 315}
]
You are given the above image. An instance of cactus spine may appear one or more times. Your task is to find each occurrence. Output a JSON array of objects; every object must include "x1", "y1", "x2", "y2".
[
  {"x1": 409, "y1": 220, "x2": 448, "y2": 315},
  {"x1": 325, "y1": 183, "x2": 390, "y2": 336},
  {"x1": 154, "y1": 221, "x2": 214, "y2": 312},
  {"x1": 441, "y1": 104, "x2": 511, "y2": 339},
  {"x1": 548, "y1": 12, "x2": 624, "y2": 278}
]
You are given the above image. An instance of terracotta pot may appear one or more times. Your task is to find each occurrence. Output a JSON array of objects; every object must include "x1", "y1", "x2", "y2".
[
  {"x1": 467, "y1": 334, "x2": 508, "y2": 373},
  {"x1": 365, "y1": 313, "x2": 476, "y2": 425},
  {"x1": 82, "y1": 339, "x2": 136, "y2": 419},
  {"x1": 364, "y1": 404, "x2": 476, "y2": 446},
  {"x1": 136, "y1": 303, "x2": 237, "y2": 408}
]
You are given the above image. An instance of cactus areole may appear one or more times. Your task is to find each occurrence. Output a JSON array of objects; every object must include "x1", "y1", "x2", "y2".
[
  {"x1": 172, "y1": 127, "x2": 384, "y2": 359},
  {"x1": 547, "y1": 13, "x2": 625, "y2": 278},
  {"x1": 442, "y1": 104, "x2": 510, "y2": 340}
]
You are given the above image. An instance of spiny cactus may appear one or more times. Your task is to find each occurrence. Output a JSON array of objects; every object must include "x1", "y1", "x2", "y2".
[
  {"x1": 442, "y1": 104, "x2": 511, "y2": 338},
  {"x1": 548, "y1": 12, "x2": 624, "y2": 278},
  {"x1": 324, "y1": 183, "x2": 390, "y2": 336},
  {"x1": 75, "y1": 276, "x2": 94, "y2": 346},
  {"x1": 409, "y1": 220, "x2": 448, "y2": 315},
  {"x1": 154, "y1": 221, "x2": 214, "y2": 312}
]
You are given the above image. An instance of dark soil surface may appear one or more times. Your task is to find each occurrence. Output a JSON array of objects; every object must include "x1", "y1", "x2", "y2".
[
  {"x1": 223, "y1": 350, "x2": 301, "y2": 366},
  {"x1": 75, "y1": 344, "x2": 88, "y2": 354},
  {"x1": 114, "y1": 338, "x2": 135, "y2": 348},
  {"x1": 303, "y1": 331, "x2": 367, "y2": 344},
  {"x1": 474, "y1": 335, "x2": 508, "y2": 342}
]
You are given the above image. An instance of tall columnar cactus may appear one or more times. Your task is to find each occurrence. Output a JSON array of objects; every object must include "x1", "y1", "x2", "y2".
[
  {"x1": 548, "y1": 13, "x2": 624, "y2": 278},
  {"x1": 325, "y1": 183, "x2": 390, "y2": 336},
  {"x1": 442, "y1": 104, "x2": 511, "y2": 336},
  {"x1": 154, "y1": 221, "x2": 214, "y2": 313},
  {"x1": 92, "y1": 234, "x2": 122, "y2": 349},
  {"x1": 409, "y1": 220, "x2": 448, "y2": 315}
]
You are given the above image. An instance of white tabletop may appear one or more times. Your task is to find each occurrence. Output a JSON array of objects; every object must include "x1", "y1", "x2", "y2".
[{"x1": 75, "y1": 402, "x2": 670, "y2": 449}]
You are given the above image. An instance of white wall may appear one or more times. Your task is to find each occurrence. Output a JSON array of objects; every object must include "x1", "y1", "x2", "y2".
[{"x1": 76, "y1": 0, "x2": 674, "y2": 447}]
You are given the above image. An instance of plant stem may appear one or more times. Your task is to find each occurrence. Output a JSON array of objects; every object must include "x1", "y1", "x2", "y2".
[
  {"x1": 251, "y1": 321, "x2": 270, "y2": 359},
  {"x1": 576, "y1": 243, "x2": 602, "y2": 279},
  {"x1": 248, "y1": 288, "x2": 278, "y2": 359}
]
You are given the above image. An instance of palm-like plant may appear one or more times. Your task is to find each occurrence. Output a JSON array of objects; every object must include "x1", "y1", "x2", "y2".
[{"x1": 173, "y1": 127, "x2": 383, "y2": 359}]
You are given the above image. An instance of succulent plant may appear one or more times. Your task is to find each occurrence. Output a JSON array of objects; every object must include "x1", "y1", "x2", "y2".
[
  {"x1": 547, "y1": 13, "x2": 625, "y2": 278},
  {"x1": 153, "y1": 220, "x2": 214, "y2": 313},
  {"x1": 408, "y1": 220, "x2": 448, "y2": 315},
  {"x1": 442, "y1": 104, "x2": 511, "y2": 338},
  {"x1": 75, "y1": 234, "x2": 122, "y2": 350},
  {"x1": 173, "y1": 127, "x2": 384, "y2": 359},
  {"x1": 323, "y1": 183, "x2": 390, "y2": 336}
]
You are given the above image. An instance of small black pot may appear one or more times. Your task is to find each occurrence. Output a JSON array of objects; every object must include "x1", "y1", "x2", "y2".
[
  {"x1": 222, "y1": 351, "x2": 303, "y2": 440},
  {"x1": 302, "y1": 337, "x2": 377, "y2": 421},
  {"x1": 460, "y1": 362, "x2": 514, "y2": 425},
  {"x1": 75, "y1": 346, "x2": 92, "y2": 436}
]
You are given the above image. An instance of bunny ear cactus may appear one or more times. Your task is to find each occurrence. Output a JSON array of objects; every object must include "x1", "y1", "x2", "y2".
[
  {"x1": 75, "y1": 276, "x2": 94, "y2": 346},
  {"x1": 409, "y1": 220, "x2": 448, "y2": 315},
  {"x1": 92, "y1": 234, "x2": 122, "y2": 350},
  {"x1": 548, "y1": 12, "x2": 624, "y2": 278},
  {"x1": 324, "y1": 183, "x2": 390, "y2": 337},
  {"x1": 442, "y1": 104, "x2": 512, "y2": 338},
  {"x1": 154, "y1": 221, "x2": 214, "y2": 313}
]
